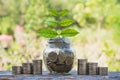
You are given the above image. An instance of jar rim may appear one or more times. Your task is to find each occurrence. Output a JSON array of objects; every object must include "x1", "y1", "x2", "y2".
[{"x1": 48, "y1": 38, "x2": 70, "y2": 44}]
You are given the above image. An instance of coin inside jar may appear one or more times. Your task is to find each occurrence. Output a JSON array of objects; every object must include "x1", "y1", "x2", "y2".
[
  {"x1": 57, "y1": 51, "x2": 66, "y2": 64},
  {"x1": 47, "y1": 62, "x2": 57, "y2": 72},
  {"x1": 47, "y1": 51, "x2": 57, "y2": 62},
  {"x1": 65, "y1": 56, "x2": 73, "y2": 65}
]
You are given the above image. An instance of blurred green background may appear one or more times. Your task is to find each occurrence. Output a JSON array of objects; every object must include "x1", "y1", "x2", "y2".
[{"x1": 0, "y1": 0, "x2": 120, "y2": 71}]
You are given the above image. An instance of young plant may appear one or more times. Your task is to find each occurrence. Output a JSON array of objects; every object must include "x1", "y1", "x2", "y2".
[{"x1": 39, "y1": 9, "x2": 79, "y2": 38}]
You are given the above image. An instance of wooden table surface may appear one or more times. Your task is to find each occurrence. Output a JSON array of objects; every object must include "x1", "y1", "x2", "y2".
[{"x1": 0, "y1": 71, "x2": 120, "y2": 80}]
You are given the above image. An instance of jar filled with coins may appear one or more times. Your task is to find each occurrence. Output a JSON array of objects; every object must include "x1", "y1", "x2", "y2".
[{"x1": 43, "y1": 38, "x2": 74, "y2": 74}]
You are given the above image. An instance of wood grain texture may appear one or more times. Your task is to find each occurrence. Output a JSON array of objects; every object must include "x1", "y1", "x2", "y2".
[{"x1": 0, "y1": 71, "x2": 120, "y2": 80}]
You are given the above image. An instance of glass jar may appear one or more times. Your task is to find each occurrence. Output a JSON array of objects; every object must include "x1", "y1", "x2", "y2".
[{"x1": 43, "y1": 38, "x2": 74, "y2": 74}]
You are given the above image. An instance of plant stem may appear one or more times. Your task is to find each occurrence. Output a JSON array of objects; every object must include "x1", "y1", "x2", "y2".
[
  {"x1": 57, "y1": 30, "x2": 61, "y2": 38},
  {"x1": 55, "y1": 15, "x2": 62, "y2": 38}
]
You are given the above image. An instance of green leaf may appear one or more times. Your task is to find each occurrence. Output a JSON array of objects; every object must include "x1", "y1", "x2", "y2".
[
  {"x1": 60, "y1": 19, "x2": 74, "y2": 27},
  {"x1": 60, "y1": 28, "x2": 79, "y2": 37},
  {"x1": 59, "y1": 9, "x2": 68, "y2": 17},
  {"x1": 49, "y1": 9, "x2": 58, "y2": 16},
  {"x1": 45, "y1": 20, "x2": 58, "y2": 27},
  {"x1": 39, "y1": 29, "x2": 58, "y2": 38}
]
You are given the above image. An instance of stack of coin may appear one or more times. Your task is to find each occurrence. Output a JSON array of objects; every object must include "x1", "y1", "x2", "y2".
[
  {"x1": 22, "y1": 63, "x2": 33, "y2": 74},
  {"x1": 12, "y1": 66, "x2": 22, "y2": 75},
  {"x1": 97, "y1": 67, "x2": 108, "y2": 75},
  {"x1": 78, "y1": 59, "x2": 87, "y2": 75},
  {"x1": 33, "y1": 60, "x2": 42, "y2": 75},
  {"x1": 87, "y1": 63, "x2": 98, "y2": 75}
]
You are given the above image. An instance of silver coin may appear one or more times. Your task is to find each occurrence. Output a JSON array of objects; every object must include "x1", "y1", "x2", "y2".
[
  {"x1": 87, "y1": 63, "x2": 98, "y2": 75},
  {"x1": 12, "y1": 66, "x2": 22, "y2": 75},
  {"x1": 22, "y1": 63, "x2": 33, "y2": 74},
  {"x1": 33, "y1": 60, "x2": 42, "y2": 75},
  {"x1": 78, "y1": 59, "x2": 87, "y2": 75}
]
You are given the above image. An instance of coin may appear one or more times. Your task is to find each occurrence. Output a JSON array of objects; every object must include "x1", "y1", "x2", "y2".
[
  {"x1": 57, "y1": 51, "x2": 66, "y2": 64},
  {"x1": 65, "y1": 56, "x2": 73, "y2": 65},
  {"x1": 47, "y1": 51, "x2": 57, "y2": 62},
  {"x1": 87, "y1": 63, "x2": 98, "y2": 75},
  {"x1": 12, "y1": 66, "x2": 22, "y2": 75},
  {"x1": 97, "y1": 67, "x2": 108, "y2": 75},
  {"x1": 22, "y1": 63, "x2": 33, "y2": 74},
  {"x1": 33, "y1": 60, "x2": 42, "y2": 75},
  {"x1": 47, "y1": 62, "x2": 57, "y2": 72},
  {"x1": 78, "y1": 59, "x2": 87, "y2": 75}
]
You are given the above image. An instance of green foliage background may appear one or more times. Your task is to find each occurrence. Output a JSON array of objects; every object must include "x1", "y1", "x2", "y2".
[{"x1": 0, "y1": 0, "x2": 120, "y2": 71}]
